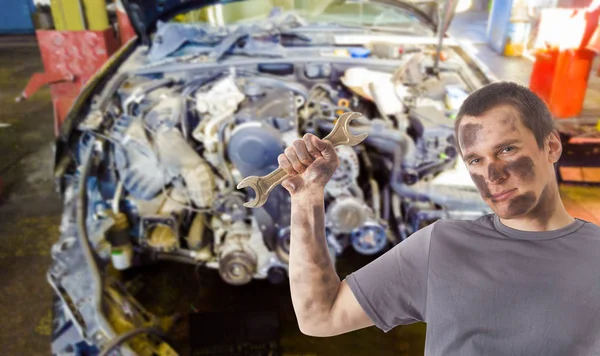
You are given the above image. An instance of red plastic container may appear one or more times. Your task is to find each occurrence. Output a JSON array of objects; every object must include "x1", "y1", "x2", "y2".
[
  {"x1": 529, "y1": 48, "x2": 559, "y2": 105},
  {"x1": 548, "y1": 49, "x2": 595, "y2": 118},
  {"x1": 116, "y1": 0, "x2": 136, "y2": 45},
  {"x1": 21, "y1": 28, "x2": 119, "y2": 135}
]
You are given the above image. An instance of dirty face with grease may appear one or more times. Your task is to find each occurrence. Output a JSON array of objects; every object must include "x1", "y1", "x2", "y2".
[{"x1": 457, "y1": 105, "x2": 557, "y2": 220}]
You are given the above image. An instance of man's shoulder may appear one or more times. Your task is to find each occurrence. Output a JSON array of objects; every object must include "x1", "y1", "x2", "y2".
[
  {"x1": 577, "y1": 219, "x2": 600, "y2": 235},
  {"x1": 431, "y1": 214, "x2": 495, "y2": 236}
]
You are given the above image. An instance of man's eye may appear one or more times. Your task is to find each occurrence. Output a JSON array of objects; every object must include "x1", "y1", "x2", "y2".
[
  {"x1": 501, "y1": 146, "x2": 515, "y2": 154},
  {"x1": 469, "y1": 158, "x2": 480, "y2": 165}
]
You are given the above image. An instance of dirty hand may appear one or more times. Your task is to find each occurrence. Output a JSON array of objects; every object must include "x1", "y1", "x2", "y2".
[{"x1": 278, "y1": 133, "x2": 339, "y2": 195}]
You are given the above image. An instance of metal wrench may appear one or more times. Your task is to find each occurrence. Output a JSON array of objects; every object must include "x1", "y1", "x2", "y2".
[{"x1": 236, "y1": 112, "x2": 368, "y2": 208}]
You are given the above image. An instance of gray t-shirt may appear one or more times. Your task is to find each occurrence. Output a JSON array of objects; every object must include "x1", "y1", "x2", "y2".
[{"x1": 346, "y1": 214, "x2": 600, "y2": 355}]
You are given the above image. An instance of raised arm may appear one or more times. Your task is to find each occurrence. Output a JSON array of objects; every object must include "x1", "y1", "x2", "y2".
[
  {"x1": 279, "y1": 134, "x2": 433, "y2": 336},
  {"x1": 278, "y1": 134, "x2": 373, "y2": 336}
]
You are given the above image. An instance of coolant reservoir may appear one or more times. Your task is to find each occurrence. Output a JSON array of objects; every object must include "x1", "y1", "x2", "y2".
[
  {"x1": 111, "y1": 245, "x2": 133, "y2": 270},
  {"x1": 340, "y1": 67, "x2": 404, "y2": 115},
  {"x1": 108, "y1": 212, "x2": 133, "y2": 270}
]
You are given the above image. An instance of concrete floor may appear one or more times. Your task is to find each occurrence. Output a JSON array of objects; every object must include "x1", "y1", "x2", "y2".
[
  {"x1": 0, "y1": 40, "x2": 63, "y2": 356},
  {"x1": 1, "y1": 12, "x2": 600, "y2": 356}
]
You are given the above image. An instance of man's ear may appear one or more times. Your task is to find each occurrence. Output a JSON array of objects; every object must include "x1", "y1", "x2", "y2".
[{"x1": 547, "y1": 130, "x2": 562, "y2": 164}]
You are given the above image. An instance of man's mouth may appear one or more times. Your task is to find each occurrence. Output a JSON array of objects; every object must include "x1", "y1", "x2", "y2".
[{"x1": 489, "y1": 188, "x2": 517, "y2": 202}]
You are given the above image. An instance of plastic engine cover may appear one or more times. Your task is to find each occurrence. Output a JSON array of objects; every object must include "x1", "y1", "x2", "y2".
[{"x1": 228, "y1": 123, "x2": 284, "y2": 178}]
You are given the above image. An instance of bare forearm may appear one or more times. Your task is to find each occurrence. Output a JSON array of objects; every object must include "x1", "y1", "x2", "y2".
[{"x1": 288, "y1": 189, "x2": 340, "y2": 332}]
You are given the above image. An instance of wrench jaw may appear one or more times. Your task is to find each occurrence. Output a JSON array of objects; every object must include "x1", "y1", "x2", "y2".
[
  {"x1": 237, "y1": 111, "x2": 369, "y2": 209},
  {"x1": 325, "y1": 112, "x2": 369, "y2": 147},
  {"x1": 236, "y1": 178, "x2": 265, "y2": 208},
  {"x1": 345, "y1": 130, "x2": 369, "y2": 146}
]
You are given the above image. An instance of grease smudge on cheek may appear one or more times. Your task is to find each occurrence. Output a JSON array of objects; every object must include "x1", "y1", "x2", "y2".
[
  {"x1": 505, "y1": 156, "x2": 535, "y2": 182},
  {"x1": 471, "y1": 173, "x2": 491, "y2": 197},
  {"x1": 459, "y1": 123, "x2": 483, "y2": 151},
  {"x1": 507, "y1": 191, "x2": 536, "y2": 216},
  {"x1": 530, "y1": 184, "x2": 554, "y2": 223}
]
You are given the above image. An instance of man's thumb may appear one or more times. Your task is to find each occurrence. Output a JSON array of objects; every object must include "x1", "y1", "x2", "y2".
[
  {"x1": 312, "y1": 136, "x2": 334, "y2": 159},
  {"x1": 314, "y1": 137, "x2": 327, "y2": 150}
]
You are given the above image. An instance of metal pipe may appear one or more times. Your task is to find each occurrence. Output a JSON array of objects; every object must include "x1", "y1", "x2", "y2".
[
  {"x1": 112, "y1": 181, "x2": 123, "y2": 214},
  {"x1": 76, "y1": 141, "x2": 116, "y2": 341},
  {"x1": 369, "y1": 178, "x2": 381, "y2": 220},
  {"x1": 383, "y1": 185, "x2": 391, "y2": 222},
  {"x1": 433, "y1": 0, "x2": 451, "y2": 76},
  {"x1": 391, "y1": 192, "x2": 408, "y2": 241}
]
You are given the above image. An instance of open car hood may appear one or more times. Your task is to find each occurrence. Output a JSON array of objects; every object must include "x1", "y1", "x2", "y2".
[{"x1": 122, "y1": 0, "x2": 458, "y2": 43}]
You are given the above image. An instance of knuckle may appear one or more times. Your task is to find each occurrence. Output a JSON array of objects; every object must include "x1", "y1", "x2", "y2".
[
  {"x1": 277, "y1": 154, "x2": 287, "y2": 164},
  {"x1": 299, "y1": 156, "x2": 313, "y2": 164},
  {"x1": 284, "y1": 146, "x2": 296, "y2": 156},
  {"x1": 307, "y1": 147, "x2": 321, "y2": 157},
  {"x1": 293, "y1": 140, "x2": 306, "y2": 151},
  {"x1": 299, "y1": 158, "x2": 313, "y2": 166}
]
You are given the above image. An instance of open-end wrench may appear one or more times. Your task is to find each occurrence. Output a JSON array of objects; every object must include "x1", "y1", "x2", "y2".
[{"x1": 237, "y1": 112, "x2": 368, "y2": 208}]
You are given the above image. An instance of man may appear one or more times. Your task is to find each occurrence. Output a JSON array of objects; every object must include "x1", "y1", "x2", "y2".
[{"x1": 277, "y1": 82, "x2": 600, "y2": 355}]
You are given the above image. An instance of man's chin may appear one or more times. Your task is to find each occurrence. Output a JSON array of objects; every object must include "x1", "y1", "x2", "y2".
[
  {"x1": 488, "y1": 194, "x2": 536, "y2": 219},
  {"x1": 492, "y1": 209, "x2": 523, "y2": 220}
]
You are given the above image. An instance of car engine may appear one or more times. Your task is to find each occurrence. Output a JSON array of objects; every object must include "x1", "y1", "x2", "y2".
[{"x1": 49, "y1": 48, "x2": 492, "y2": 353}]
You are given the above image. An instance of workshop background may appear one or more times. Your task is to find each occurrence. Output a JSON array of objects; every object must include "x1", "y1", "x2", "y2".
[{"x1": 1, "y1": 0, "x2": 600, "y2": 355}]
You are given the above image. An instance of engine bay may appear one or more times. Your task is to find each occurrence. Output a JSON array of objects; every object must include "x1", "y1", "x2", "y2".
[{"x1": 49, "y1": 44, "x2": 493, "y2": 354}]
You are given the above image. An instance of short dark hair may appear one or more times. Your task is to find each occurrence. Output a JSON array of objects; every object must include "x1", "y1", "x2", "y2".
[{"x1": 455, "y1": 81, "x2": 556, "y2": 152}]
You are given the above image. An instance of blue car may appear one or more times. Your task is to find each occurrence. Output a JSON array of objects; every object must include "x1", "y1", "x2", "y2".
[{"x1": 49, "y1": 1, "x2": 494, "y2": 354}]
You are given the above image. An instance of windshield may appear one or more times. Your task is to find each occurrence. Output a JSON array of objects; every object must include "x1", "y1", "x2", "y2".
[{"x1": 170, "y1": 0, "x2": 426, "y2": 29}]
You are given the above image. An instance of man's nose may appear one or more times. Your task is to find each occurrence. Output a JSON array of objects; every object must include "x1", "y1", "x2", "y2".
[{"x1": 487, "y1": 162, "x2": 507, "y2": 183}]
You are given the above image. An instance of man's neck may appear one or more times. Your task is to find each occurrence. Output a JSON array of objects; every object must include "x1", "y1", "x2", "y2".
[
  {"x1": 500, "y1": 209, "x2": 574, "y2": 232},
  {"x1": 500, "y1": 186, "x2": 575, "y2": 232}
]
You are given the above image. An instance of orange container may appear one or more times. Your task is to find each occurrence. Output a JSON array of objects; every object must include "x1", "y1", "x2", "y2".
[
  {"x1": 548, "y1": 49, "x2": 595, "y2": 119},
  {"x1": 529, "y1": 48, "x2": 559, "y2": 105}
]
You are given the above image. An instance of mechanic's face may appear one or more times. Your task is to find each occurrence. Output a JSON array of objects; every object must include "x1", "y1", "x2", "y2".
[{"x1": 457, "y1": 105, "x2": 562, "y2": 220}]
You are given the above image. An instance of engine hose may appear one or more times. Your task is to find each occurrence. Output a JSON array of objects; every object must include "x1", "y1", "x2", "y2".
[
  {"x1": 111, "y1": 181, "x2": 123, "y2": 214},
  {"x1": 391, "y1": 192, "x2": 408, "y2": 241},
  {"x1": 98, "y1": 326, "x2": 167, "y2": 356},
  {"x1": 155, "y1": 252, "x2": 200, "y2": 265},
  {"x1": 248, "y1": 77, "x2": 308, "y2": 98},
  {"x1": 180, "y1": 72, "x2": 227, "y2": 140},
  {"x1": 369, "y1": 178, "x2": 381, "y2": 220},
  {"x1": 76, "y1": 141, "x2": 116, "y2": 341},
  {"x1": 383, "y1": 185, "x2": 391, "y2": 222},
  {"x1": 217, "y1": 118, "x2": 236, "y2": 193},
  {"x1": 124, "y1": 77, "x2": 177, "y2": 114},
  {"x1": 316, "y1": 120, "x2": 417, "y2": 167},
  {"x1": 364, "y1": 136, "x2": 417, "y2": 169}
]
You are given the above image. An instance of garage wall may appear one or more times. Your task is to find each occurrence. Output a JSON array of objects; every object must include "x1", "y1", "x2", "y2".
[{"x1": 0, "y1": 0, "x2": 36, "y2": 34}]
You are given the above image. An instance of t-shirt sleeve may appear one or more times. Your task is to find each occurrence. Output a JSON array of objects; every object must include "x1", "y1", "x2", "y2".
[{"x1": 345, "y1": 221, "x2": 435, "y2": 332}]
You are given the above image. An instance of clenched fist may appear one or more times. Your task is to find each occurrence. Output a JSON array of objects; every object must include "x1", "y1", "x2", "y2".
[{"x1": 278, "y1": 133, "x2": 339, "y2": 195}]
